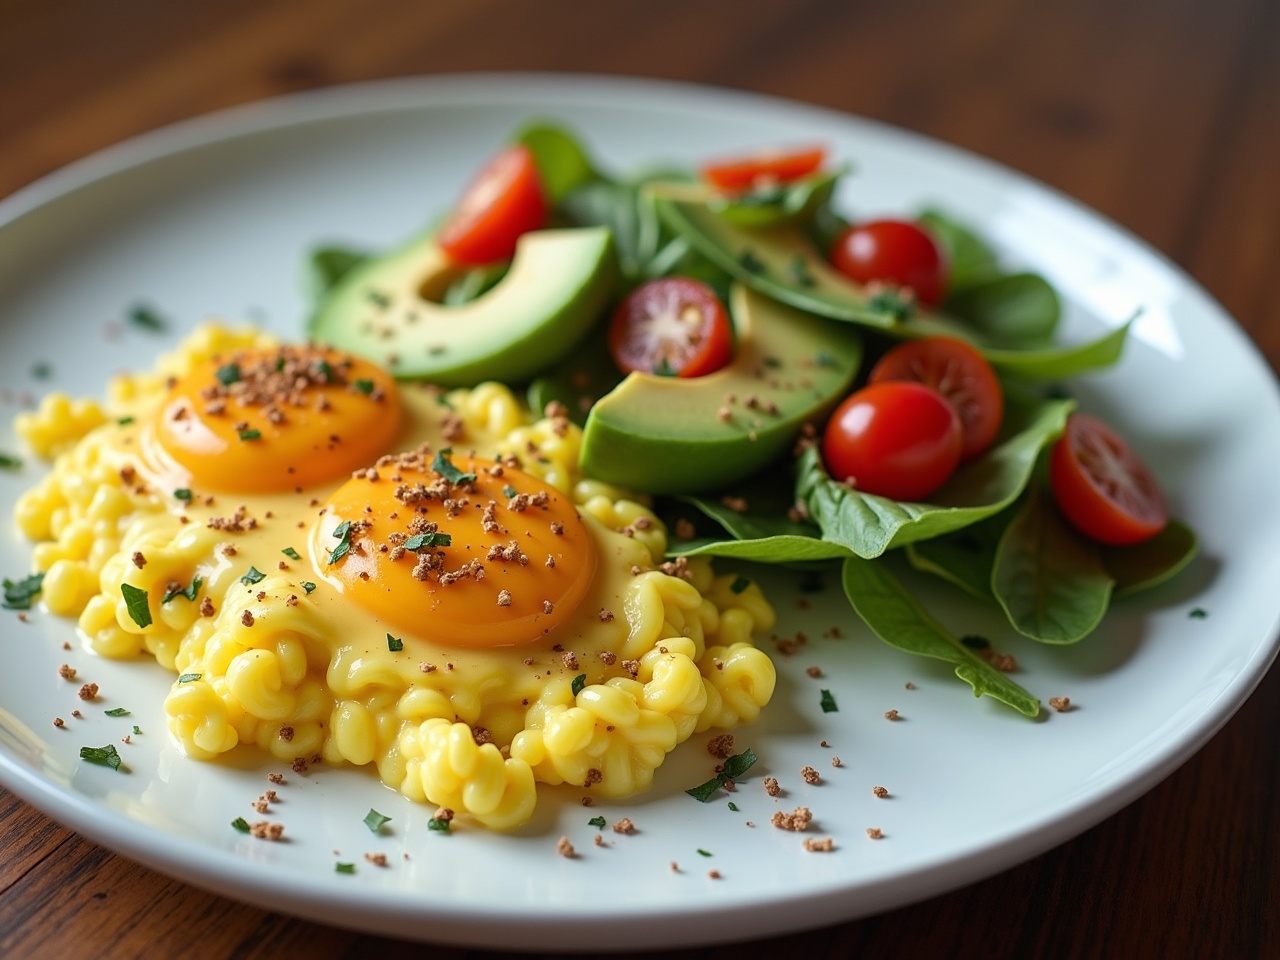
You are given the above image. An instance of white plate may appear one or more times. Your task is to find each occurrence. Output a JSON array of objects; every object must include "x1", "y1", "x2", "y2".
[{"x1": 2, "y1": 75, "x2": 1278, "y2": 952}]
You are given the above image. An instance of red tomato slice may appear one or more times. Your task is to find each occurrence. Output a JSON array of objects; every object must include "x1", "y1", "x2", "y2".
[
  {"x1": 608, "y1": 278, "x2": 734, "y2": 378},
  {"x1": 701, "y1": 146, "x2": 826, "y2": 193},
  {"x1": 1049, "y1": 413, "x2": 1168, "y2": 546},
  {"x1": 822, "y1": 381, "x2": 962, "y2": 501},
  {"x1": 829, "y1": 219, "x2": 948, "y2": 306},
  {"x1": 869, "y1": 337, "x2": 1004, "y2": 460},
  {"x1": 438, "y1": 144, "x2": 547, "y2": 266}
]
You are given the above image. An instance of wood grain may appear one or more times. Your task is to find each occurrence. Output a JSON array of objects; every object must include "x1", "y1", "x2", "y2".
[{"x1": 2, "y1": 1, "x2": 1278, "y2": 957}]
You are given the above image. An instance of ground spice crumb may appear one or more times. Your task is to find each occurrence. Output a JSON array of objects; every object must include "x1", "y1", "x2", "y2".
[
  {"x1": 806, "y1": 666, "x2": 822, "y2": 678},
  {"x1": 803, "y1": 837, "x2": 834, "y2": 852},
  {"x1": 612, "y1": 818, "x2": 635, "y2": 835},
  {"x1": 707, "y1": 733, "x2": 734, "y2": 759},
  {"x1": 131, "y1": 551, "x2": 146, "y2": 569},
  {"x1": 583, "y1": 768, "x2": 602, "y2": 787},
  {"x1": 597, "y1": 651, "x2": 617, "y2": 666},
  {"x1": 866, "y1": 827, "x2": 884, "y2": 840},
  {"x1": 581, "y1": 797, "x2": 593, "y2": 807},
  {"x1": 873, "y1": 785, "x2": 889, "y2": 798},
  {"x1": 268, "y1": 773, "x2": 285, "y2": 785},
  {"x1": 199, "y1": 596, "x2": 215, "y2": 617},
  {"x1": 250, "y1": 821, "x2": 285, "y2": 841},
  {"x1": 770, "y1": 807, "x2": 812, "y2": 832},
  {"x1": 675, "y1": 518, "x2": 697, "y2": 540},
  {"x1": 77, "y1": 683, "x2": 98, "y2": 701},
  {"x1": 58, "y1": 663, "x2": 77, "y2": 681},
  {"x1": 621, "y1": 659, "x2": 639, "y2": 678},
  {"x1": 670, "y1": 861, "x2": 680, "y2": 873},
  {"x1": 598, "y1": 608, "x2": 614, "y2": 622},
  {"x1": 905, "y1": 681, "x2": 916, "y2": 690},
  {"x1": 556, "y1": 836, "x2": 575, "y2": 858},
  {"x1": 561, "y1": 650, "x2": 579, "y2": 671},
  {"x1": 764, "y1": 776, "x2": 781, "y2": 797},
  {"x1": 497, "y1": 589, "x2": 512, "y2": 607},
  {"x1": 884, "y1": 709, "x2": 900, "y2": 721},
  {"x1": 53, "y1": 717, "x2": 65, "y2": 728},
  {"x1": 1049, "y1": 696, "x2": 1073, "y2": 712},
  {"x1": 593, "y1": 834, "x2": 605, "y2": 847},
  {"x1": 279, "y1": 725, "x2": 294, "y2": 742},
  {"x1": 433, "y1": 806, "x2": 454, "y2": 822},
  {"x1": 71, "y1": 710, "x2": 82, "y2": 719},
  {"x1": 364, "y1": 852, "x2": 388, "y2": 867},
  {"x1": 241, "y1": 610, "x2": 255, "y2": 627},
  {"x1": 801, "y1": 765, "x2": 820, "y2": 785},
  {"x1": 292, "y1": 757, "x2": 308, "y2": 773},
  {"x1": 819, "y1": 740, "x2": 829, "y2": 748},
  {"x1": 708, "y1": 870, "x2": 722, "y2": 879},
  {"x1": 831, "y1": 757, "x2": 842, "y2": 768}
]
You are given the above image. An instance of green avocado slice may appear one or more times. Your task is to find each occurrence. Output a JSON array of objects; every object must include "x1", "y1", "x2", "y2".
[
  {"x1": 308, "y1": 227, "x2": 616, "y2": 385},
  {"x1": 579, "y1": 284, "x2": 863, "y2": 495}
]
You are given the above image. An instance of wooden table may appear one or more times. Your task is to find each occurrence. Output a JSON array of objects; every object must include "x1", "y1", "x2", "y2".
[{"x1": 2, "y1": 1, "x2": 1278, "y2": 956}]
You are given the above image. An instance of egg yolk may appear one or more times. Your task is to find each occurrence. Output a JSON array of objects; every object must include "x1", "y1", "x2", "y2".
[
  {"x1": 315, "y1": 451, "x2": 597, "y2": 648},
  {"x1": 152, "y1": 345, "x2": 402, "y2": 493}
]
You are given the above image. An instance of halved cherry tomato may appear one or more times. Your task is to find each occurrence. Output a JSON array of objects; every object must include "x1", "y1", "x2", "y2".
[
  {"x1": 822, "y1": 381, "x2": 962, "y2": 501},
  {"x1": 608, "y1": 277, "x2": 734, "y2": 378},
  {"x1": 437, "y1": 144, "x2": 547, "y2": 265},
  {"x1": 701, "y1": 146, "x2": 826, "y2": 193},
  {"x1": 1049, "y1": 413, "x2": 1168, "y2": 546},
  {"x1": 829, "y1": 219, "x2": 948, "y2": 306},
  {"x1": 869, "y1": 337, "x2": 1003, "y2": 461}
]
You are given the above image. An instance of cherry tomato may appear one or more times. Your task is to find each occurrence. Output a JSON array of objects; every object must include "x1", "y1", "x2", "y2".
[
  {"x1": 438, "y1": 144, "x2": 547, "y2": 265},
  {"x1": 868, "y1": 337, "x2": 1004, "y2": 461},
  {"x1": 1049, "y1": 413, "x2": 1168, "y2": 546},
  {"x1": 829, "y1": 219, "x2": 948, "y2": 306},
  {"x1": 608, "y1": 277, "x2": 734, "y2": 378},
  {"x1": 822, "y1": 381, "x2": 963, "y2": 501},
  {"x1": 701, "y1": 146, "x2": 826, "y2": 193}
]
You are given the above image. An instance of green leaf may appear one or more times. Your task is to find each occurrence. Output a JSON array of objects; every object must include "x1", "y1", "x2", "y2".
[
  {"x1": 729, "y1": 575, "x2": 751, "y2": 594},
  {"x1": 685, "y1": 747, "x2": 758, "y2": 802},
  {"x1": 177, "y1": 672, "x2": 202, "y2": 684},
  {"x1": 904, "y1": 511, "x2": 1009, "y2": 599},
  {"x1": 215, "y1": 363, "x2": 242, "y2": 386},
  {"x1": 104, "y1": 707, "x2": 131, "y2": 717},
  {"x1": 239, "y1": 566, "x2": 266, "y2": 586},
  {"x1": 120, "y1": 583, "x2": 152, "y2": 628},
  {"x1": 840, "y1": 556, "x2": 1040, "y2": 717},
  {"x1": 705, "y1": 166, "x2": 848, "y2": 228},
  {"x1": 990, "y1": 487, "x2": 1114, "y2": 644},
  {"x1": 127, "y1": 303, "x2": 167, "y2": 332},
  {"x1": 917, "y1": 209, "x2": 1000, "y2": 292},
  {"x1": 173, "y1": 488, "x2": 193, "y2": 502},
  {"x1": 403, "y1": 532, "x2": 452, "y2": 550},
  {"x1": 334, "y1": 862, "x2": 356, "y2": 874},
  {"x1": 301, "y1": 581, "x2": 317, "y2": 595},
  {"x1": 327, "y1": 520, "x2": 353, "y2": 565},
  {"x1": 430, "y1": 448, "x2": 477, "y2": 485},
  {"x1": 0, "y1": 452, "x2": 23, "y2": 470},
  {"x1": 2, "y1": 572, "x2": 45, "y2": 610},
  {"x1": 515, "y1": 122, "x2": 598, "y2": 205},
  {"x1": 946, "y1": 273, "x2": 1060, "y2": 348},
  {"x1": 363, "y1": 808, "x2": 391, "y2": 833},
  {"x1": 1102, "y1": 518, "x2": 1199, "y2": 598},
  {"x1": 231, "y1": 817, "x2": 251, "y2": 833},
  {"x1": 238, "y1": 428, "x2": 262, "y2": 442},
  {"x1": 819, "y1": 689, "x2": 838, "y2": 713},
  {"x1": 588, "y1": 815, "x2": 607, "y2": 829},
  {"x1": 281, "y1": 547, "x2": 301, "y2": 560},
  {"x1": 386, "y1": 633, "x2": 403, "y2": 652},
  {"x1": 80, "y1": 744, "x2": 125, "y2": 771},
  {"x1": 427, "y1": 817, "x2": 451, "y2": 833},
  {"x1": 801, "y1": 392, "x2": 1073, "y2": 558}
]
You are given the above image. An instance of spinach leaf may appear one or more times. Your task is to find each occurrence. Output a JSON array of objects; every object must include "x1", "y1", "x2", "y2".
[
  {"x1": 917, "y1": 209, "x2": 1000, "y2": 292},
  {"x1": 903, "y1": 509, "x2": 1011, "y2": 599},
  {"x1": 1102, "y1": 518, "x2": 1199, "y2": 597},
  {"x1": 515, "y1": 122, "x2": 598, "y2": 205},
  {"x1": 801, "y1": 392, "x2": 1073, "y2": 558},
  {"x1": 946, "y1": 272, "x2": 1060, "y2": 348},
  {"x1": 706, "y1": 166, "x2": 848, "y2": 229},
  {"x1": 841, "y1": 556, "x2": 1040, "y2": 717},
  {"x1": 991, "y1": 486, "x2": 1114, "y2": 644}
]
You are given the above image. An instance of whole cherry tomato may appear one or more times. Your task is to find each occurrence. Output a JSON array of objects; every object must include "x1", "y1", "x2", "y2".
[
  {"x1": 438, "y1": 144, "x2": 547, "y2": 265},
  {"x1": 868, "y1": 337, "x2": 1003, "y2": 460},
  {"x1": 1049, "y1": 413, "x2": 1169, "y2": 545},
  {"x1": 822, "y1": 381, "x2": 963, "y2": 501},
  {"x1": 608, "y1": 277, "x2": 734, "y2": 378},
  {"x1": 829, "y1": 219, "x2": 948, "y2": 306}
]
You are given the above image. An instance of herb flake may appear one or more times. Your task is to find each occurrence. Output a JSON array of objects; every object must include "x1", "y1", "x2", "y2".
[
  {"x1": 104, "y1": 707, "x2": 131, "y2": 718},
  {"x1": 363, "y1": 808, "x2": 391, "y2": 833},
  {"x1": 588, "y1": 816, "x2": 607, "y2": 829},
  {"x1": 127, "y1": 304, "x2": 167, "y2": 332},
  {"x1": 387, "y1": 633, "x2": 403, "y2": 652},
  {"x1": 240, "y1": 566, "x2": 266, "y2": 586},
  {"x1": 431, "y1": 448, "x2": 477, "y2": 485},
  {"x1": 301, "y1": 581, "x2": 317, "y2": 595},
  {"x1": 571, "y1": 673, "x2": 587, "y2": 696},
  {"x1": 120, "y1": 583, "x2": 152, "y2": 628},
  {"x1": 177, "y1": 672, "x2": 202, "y2": 684},
  {"x1": 729, "y1": 574, "x2": 751, "y2": 594},
  {"x1": 819, "y1": 689, "x2": 838, "y2": 713},
  {"x1": 238, "y1": 428, "x2": 262, "y2": 442},
  {"x1": 282, "y1": 547, "x2": 301, "y2": 560},
  {"x1": 327, "y1": 520, "x2": 353, "y2": 565},
  {"x1": 427, "y1": 817, "x2": 451, "y2": 834},
  {"x1": 80, "y1": 744, "x2": 123, "y2": 771},
  {"x1": 173, "y1": 488, "x2": 193, "y2": 502},
  {"x1": 353, "y1": 379, "x2": 375, "y2": 395},
  {"x1": 0, "y1": 453, "x2": 22, "y2": 471},
  {"x1": 685, "y1": 747, "x2": 758, "y2": 802},
  {"x1": 3, "y1": 572, "x2": 44, "y2": 610},
  {"x1": 215, "y1": 363, "x2": 242, "y2": 386},
  {"x1": 162, "y1": 576, "x2": 202, "y2": 604},
  {"x1": 404, "y1": 531, "x2": 452, "y2": 550},
  {"x1": 335, "y1": 862, "x2": 356, "y2": 874},
  {"x1": 231, "y1": 816, "x2": 251, "y2": 833}
]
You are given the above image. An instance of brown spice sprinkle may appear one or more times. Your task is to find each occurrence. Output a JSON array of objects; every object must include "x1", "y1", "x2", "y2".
[
  {"x1": 708, "y1": 870, "x2": 722, "y2": 879},
  {"x1": 561, "y1": 651, "x2": 579, "y2": 671},
  {"x1": 612, "y1": 818, "x2": 635, "y2": 835},
  {"x1": 1049, "y1": 696, "x2": 1073, "y2": 713},
  {"x1": 279, "y1": 725, "x2": 295, "y2": 742},
  {"x1": 706, "y1": 733, "x2": 734, "y2": 759},
  {"x1": 884, "y1": 709, "x2": 901, "y2": 721},
  {"x1": 199, "y1": 596, "x2": 215, "y2": 617},
  {"x1": 805, "y1": 666, "x2": 823, "y2": 678},
  {"x1": 241, "y1": 609, "x2": 255, "y2": 627},
  {"x1": 556, "y1": 836, "x2": 576, "y2": 858},
  {"x1": 801, "y1": 765, "x2": 820, "y2": 785},
  {"x1": 720, "y1": 495, "x2": 748, "y2": 513},
  {"x1": 249, "y1": 821, "x2": 285, "y2": 841},
  {"x1": 905, "y1": 681, "x2": 917, "y2": 690},
  {"x1": 53, "y1": 717, "x2": 65, "y2": 728},
  {"x1": 763, "y1": 776, "x2": 781, "y2": 797},
  {"x1": 131, "y1": 551, "x2": 147, "y2": 569},
  {"x1": 58, "y1": 663, "x2": 77, "y2": 681},
  {"x1": 803, "y1": 837, "x2": 835, "y2": 852},
  {"x1": 873, "y1": 785, "x2": 890, "y2": 798},
  {"x1": 598, "y1": 608, "x2": 614, "y2": 622},
  {"x1": 268, "y1": 773, "x2": 285, "y2": 785},
  {"x1": 496, "y1": 589, "x2": 513, "y2": 607},
  {"x1": 583, "y1": 768, "x2": 602, "y2": 787},
  {"x1": 831, "y1": 756, "x2": 842, "y2": 768},
  {"x1": 771, "y1": 807, "x2": 812, "y2": 832},
  {"x1": 866, "y1": 827, "x2": 884, "y2": 840},
  {"x1": 364, "y1": 852, "x2": 388, "y2": 867},
  {"x1": 77, "y1": 683, "x2": 98, "y2": 701}
]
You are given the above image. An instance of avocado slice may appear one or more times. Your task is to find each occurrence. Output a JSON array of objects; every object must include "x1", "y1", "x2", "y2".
[
  {"x1": 579, "y1": 284, "x2": 863, "y2": 495},
  {"x1": 309, "y1": 226, "x2": 616, "y2": 386}
]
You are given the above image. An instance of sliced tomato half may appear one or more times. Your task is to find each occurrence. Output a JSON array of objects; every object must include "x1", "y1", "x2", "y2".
[
  {"x1": 869, "y1": 337, "x2": 1004, "y2": 460},
  {"x1": 1049, "y1": 413, "x2": 1169, "y2": 546},
  {"x1": 608, "y1": 277, "x2": 733, "y2": 378},
  {"x1": 700, "y1": 146, "x2": 826, "y2": 193},
  {"x1": 438, "y1": 144, "x2": 547, "y2": 265}
]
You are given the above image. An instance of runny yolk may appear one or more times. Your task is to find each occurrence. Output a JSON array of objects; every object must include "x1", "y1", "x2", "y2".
[
  {"x1": 315, "y1": 452, "x2": 597, "y2": 648},
  {"x1": 152, "y1": 345, "x2": 402, "y2": 493}
]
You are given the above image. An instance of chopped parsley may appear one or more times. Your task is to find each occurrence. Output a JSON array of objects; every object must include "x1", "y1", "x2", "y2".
[
  {"x1": 237, "y1": 428, "x2": 262, "y2": 442},
  {"x1": 327, "y1": 520, "x2": 353, "y2": 564},
  {"x1": 117, "y1": 416, "x2": 136, "y2": 426},
  {"x1": 104, "y1": 707, "x2": 131, "y2": 718},
  {"x1": 334, "y1": 862, "x2": 356, "y2": 874},
  {"x1": 2, "y1": 572, "x2": 44, "y2": 610},
  {"x1": 313, "y1": 359, "x2": 337, "y2": 383},
  {"x1": 1189, "y1": 607, "x2": 1208, "y2": 619},
  {"x1": 120, "y1": 583, "x2": 152, "y2": 628},
  {"x1": 161, "y1": 576, "x2": 202, "y2": 604},
  {"x1": 0, "y1": 453, "x2": 22, "y2": 471},
  {"x1": 587, "y1": 816, "x2": 607, "y2": 829},
  {"x1": 386, "y1": 633, "x2": 403, "y2": 652},
  {"x1": 363, "y1": 808, "x2": 391, "y2": 833},
  {"x1": 788, "y1": 255, "x2": 816, "y2": 287},
  {"x1": 353, "y1": 378, "x2": 375, "y2": 395},
  {"x1": 31, "y1": 361, "x2": 52, "y2": 380},
  {"x1": 80, "y1": 744, "x2": 123, "y2": 771},
  {"x1": 571, "y1": 673, "x2": 587, "y2": 696},
  {"x1": 177, "y1": 672, "x2": 202, "y2": 684},
  {"x1": 729, "y1": 574, "x2": 751, "y2": 594},
  {"x1": 819, "y1": 689, "x2": 838, "y2": 713},
  {"x1": 727, "y1": 801, "x2": 740, "y2": 812},
  {"x1": 427, "y1": 816, "x2": 451, "y2": 834},
  {"x1": 431, "y1": 448, "x2": 477, "y2": 485},
  {"x1": 239, "y1": 566, "x2": 266, "y2": 586},
  {"x1": 653, "y1": 357, "x2": 678, "y2": 377},
  {"x1": 281, "y1": 547, "x2": 301, "y2": 560},
  {"x1": 738, "y1": 248, "x2": 765, "y2": 274},
  {"x1": 868, "y1": 289, "x2": 914, "y2": 321},
  {"x1": 696, "y1": 848, "x2": 713, "y2": 857},
  {"x1": 404, "y1": 531, "x2": 452, "y2": 550},
  {"x1": 127, "y1": 304, "x2": 167, "y2": 332},
  {"x1": 132, "y1": 725, "x2": 142, "y2": 735},
  {"x1": 215, "y1": 363, "x2": 242, "y2": 386},
  {"x1": 502, "y1": 484, "x2": 518, "y2": 499},
  {"x1": 231, "y1": 816, "x2": 251, "y2": 833},
  {"x1": 685, "y1": 747, "x2": 758, "y2": 802},
  {"x1": 960, "y1": 635, "x2": 990, "y2": 651},
  {"x1": 173, "y1": 488, "x2": 193, "y2": 502},
  {"x1": 301, "y1": 581, "x2": 317, "y2": 595}
]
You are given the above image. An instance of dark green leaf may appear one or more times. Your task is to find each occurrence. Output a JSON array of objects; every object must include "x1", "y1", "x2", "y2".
[
  {"x1": 282, "y1": 547, "x2": 301, "y2": 560},
  {"x1": 301, "y1": 581, "x2": 317, "y2": 595},
  {"x1": 403, "y1": 532, "x2": 452, "y2": 550},
  {"x1": 231, "y1": 817, "x2": 251, "y2": 833},
  {"x1": 427, "y1": 817, "x2": 451, "y2": 833},
  {"x1": 727, "y1": 801, "x2": 740, "y2": 812},
  {"x1": 571, "y1": 673, "x2": 587, "y2": 696},
  {"x1": 819, "y1": 689, "x2": 838, "y2": 713},
  {"x1": 516, "y1": 122, "x2": 598, "y2": 205},
  {"x1": 80, "y1": 744, "x2": 124, "y2": 771},
  {"x1": 0, "y1": 452, "x2": 23, "y2": 470},
  {"x1": 720, "y1": 748, "x2": 758, "y2": 781},
  {"x1": 363, "y1": 808, "x2": 391, "y2": 833},
  {"x1": 697, "y1": 848, "x2": 713, "y2": 857},
  {"x1": 328, "y1": 520, "x2": 353, "y2": 565},
  {"x1": 3, "y1": 572, "x2": 44, "y2": 610},
  {"x1": 334, "y1": 862, "x2": 356, "y2": 874},
  {"x1": 240, "y1": 566, "x2": 266, "y2": 586},
  {"x1": 162, "y1": 576, "x2": 203, "y2": 604},
  {"x1": 238, "y1": 428, "x2": 262, "y2": 442},
  {"x1": 917, "y1": 209, "x2": 1001, "y2": 292},
  {"x1": 387, "y1": 633, "x2": 403, "y2": 652},
  {"x1": 431, "y1": 449, "x2": 477, "y2": 485},
  {"x1": 104, "y1": 707, "x2": 131, "y2": 717},
  {"x1": 173, "y1": 488, "x2": 193, "y2": 502},
  {"x1": 729, "y1": 575, "x2": 751, "y2": 594},
  {"x1": 216, "y1": 363, "x2": 242, "y2": 386},
  {"x1": 588, "y1": 815, "x2": 607, "y2": 829},
  {"x1": 120, "y1": 583, "x2": 151, "y2": 628},
  {"x1": 127, "y1": 304, "x2": 167, "y2": 332},
  {"x1": 1189, "y1": 607, "x2": 1208, "y2": 619},
  {"x1": 353, "y1": 379, "x2": 375, "y2": 395},
  {"x1": 946, "y1": 273, "x2": 1060, "y2": 348},
  {"x1": 1102, "y1": 518, "x2": 1199, "y2": 597}
]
